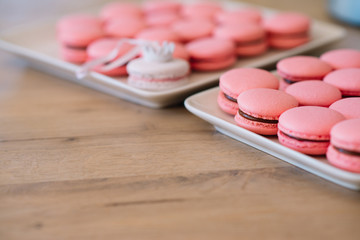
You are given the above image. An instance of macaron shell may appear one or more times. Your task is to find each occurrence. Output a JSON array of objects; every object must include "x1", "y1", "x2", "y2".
[
  {"x1": 143, "y1": 1, "x2": 182, "y2": 14},
  {"x1": 327, "y1": 145, "x2": 360, "y2": 173},
  {"x1": 323, "y1": 68, "x2": 360, "y2": 96},
  {"x1": 235, "y1": 88, "x2": 298, "y2": 135},
  {"x1": 264, "y1": 12, "x2": 310, "y2": 35},
  {"x1": 57, "y1": 14, "x2": 102, "y2": 33},
  {"x1": 215, "y1": 8, "x2": 262, "y2": 25},
  {"x1": 277, "y1": 56, "x2": 332, "y2": 81},
  {"x1": 235, "y1": 112, "x2": 279, "y2": 135},
  {"x1": 213, "y1": 23, "x2": 266, "y2": 43},
  {"x1": 186, "y1": 38, "x2": 235, "y2": 60},
  {"x1": 87, "y1": 39, "x2": 135, "y2": 59},
  {"x1": 219, "y1": 68, "x2": 279, "y2": 99},
  {"x1": 181, "y1": 2, "x2": 222, "y2": 20},
  {"x1": 236, "y1": 42, "x2": 267, "y2": 56},
  {"x1": 100, "y1": 2, "x2": 143, "y2": 21},
  {"x1": 190, "y1": 56, "x2": 236, "y2": 71},
  {"x1": 105, "y1": 17, "x2": 146, "y2": 38},
  {"x1": 278, "y1": 130, "x2": 331, "y2": 155},
  {"x1": 320, "y1": 48, "x2": 360, "y2": 70},
  {"x1": 329, "y1": 118, "x2": 360, "y2": 152},
  {"x1": 217, "y1": 90, "x2": 238, "y2": 115},
  {"x1": 278, "y1": 106, "x2": 345, "y2": 141},
  {"x1": 268, "y1": 36, "x2": 309, "y2": 49},
  {"x1": 237, "y1": 88, "x2": 299, "y2": 120},
  {"x1": 145, "y1": 12, "x2": 180, "y2": 27},
  {"x1": 329, "y1": 97, "x2": 360, "y2": 119},
  {"x1": 58, "y1": 25, "x2": 104, "y2": 47},
  {"x1": 172, "y1": 19, "x2": 214, "y2": 42},
  {"x1": 136, "y1": 27, "x2": 180, "y2": 43},
  {"x1": 59, "y1": 45, "x2": 87, "y2": 63},
  {"x1": 285, "y1": 80, "x2": 342, "y2": 107}
]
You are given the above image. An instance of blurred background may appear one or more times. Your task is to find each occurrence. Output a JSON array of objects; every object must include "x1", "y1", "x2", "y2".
[{"x1": 1, "y1": 0, "x2": 359, "y2": 49}]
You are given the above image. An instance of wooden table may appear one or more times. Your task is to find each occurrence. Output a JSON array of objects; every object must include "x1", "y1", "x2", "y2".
[{"x1": 1, "y1": 0, "x2": 360, "y2": 239}]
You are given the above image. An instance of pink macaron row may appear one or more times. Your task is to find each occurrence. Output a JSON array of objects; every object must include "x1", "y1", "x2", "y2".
[{"x1": 57, "y1": 1, "x2": 314, "y2": 75}]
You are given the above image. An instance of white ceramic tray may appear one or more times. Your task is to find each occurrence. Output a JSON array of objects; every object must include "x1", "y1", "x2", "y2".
[
  {"x1": 184, "y1": 87, "x2": 360, "y2": 190},
  {"x1": 0, "y1": 2, "x2": 345, "y2": 108}
]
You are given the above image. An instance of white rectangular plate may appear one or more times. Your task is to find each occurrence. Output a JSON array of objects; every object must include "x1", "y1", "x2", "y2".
[
  {"x1": 185, "y1": 87, "x2": 360, "y2": 190},
  {"x1": 0, "y1": 2, "x2": 345, "y2": 108}
]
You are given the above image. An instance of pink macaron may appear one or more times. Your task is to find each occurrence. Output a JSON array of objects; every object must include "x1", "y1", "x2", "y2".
[
  {"x1": 276, "y1": 56, "x2": 333, "y2": 90},
  {"x1": 145, "y1": 11, "x2": 180, "y2": 27},
  {"x1": 87, "y1": 38, "x2": 135, "y2": 76},
  {"x1": 326, "y1": 118, "x2": 360, "y2": 173},
  {"x1": 235, "y1": 88, "x2": 298, "y2": 135},
  {"x1": 329, "y1": 97, "x2": 360, "y2": 119},
  {"x1": 278, "y1": 106, "x2": 345, "y2": 155},
  {"x1": 285, "y1": 80, "x2": 341, "y2": 107},
  {"x1": 323, "y1": 68, "x2": 360, "y2": 97},
  {"x1": 56, "y1": 14, "x2": 102, "y2": 33},
  {"x1": 181, "y1": 1, "x2": 222, "y2": 20},
  {"x1": 100, "y1": 2, "x2": 143, "y2": 22},
  {"x1": 58, "y1": 25, "x2": 104, "y2": 63},
  {"x1": 104, "y1": 16, "x2": 146, "y2": 38},
  {"x1": 186, "y1": 37, "x2": 236, "y2": 71},
  {"x1": 264, "y1": 12, "x2": 311, "y2": 49},
  {"x1": 213, "y1": 23, "x2": 267, "y2": 56},
  {"x1": 215, "y1": 8, "x2": 262, "y2": 25},
  {"x1": 320, "y1": 48, "x2": 360, "y2": 70},
  {"x1": 136, "y1": 27, "x2": 180, "y2": 43},
  {"x1": 172, "y1": 19, "x2": 215, "y2": 43},
  {"x1": 218, "y1": 68, "x2": 280, "y2": 115}
]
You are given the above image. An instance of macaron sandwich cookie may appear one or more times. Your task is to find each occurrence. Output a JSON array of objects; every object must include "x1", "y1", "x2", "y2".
[
  {"x1": 57, "y1": 14, "x2": 104, "y2": 63},
  {"x1": 186, "y1": 38, "x2": 236, "y2": 71},
  {"x1": 127, "y1": 42, "x2": 190, "y2": 90},
  {"x1": 285, "y1": 80, "x2": 341, "y2": 107},
  {"x1": 214, "y1": 23, "x2": 267, "y2": 57},
  {"x1": 264, "y1": 12, "x2": 311, "y2": 49},
  {"x1": 276, "y1": 56, "x2": 332, "y2": 90},
  {"x1": 278, "y1": 106, "x2": 345, "y2": 155},
  {"x1": 215, "y1": 8, "x2": 262, "y2": 25},
  {"x1": 218, "y1": 68, "x2": 280, "y2": 115},
  {"x1": 323, "y1": 68, "x2": 360, "y2": 97},
  {"x1": 234, "y1": 88, "x2": 298, "y2": 135},
  {"x1": 329, "y1": 97, "x2": 360, "y2": 119},
  {"x1": 172, "y1": 19, "x2": 215, "y2": 43},
  {"x1": 100, "y1": 2, "x2": 143, "y2": 22},
  {"x1": 320, "y1": 48, "x2": 360, "y2": 70},
  {"x1": 326, "y1": 119, "x2": 360, "y2": 173}
]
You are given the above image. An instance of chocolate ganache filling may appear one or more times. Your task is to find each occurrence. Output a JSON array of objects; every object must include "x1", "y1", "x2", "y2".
[
  {"x1": 281, "y1": 131, "x2": 329, "y2": 142},
  {"x1": 283, "y1": 78, "x2": 297, "y2": 84},
  {"x1": 224, "y1": 93, "x2": 237, "y2": 102},
  {"x1": 334, "y1": 146, "x2": 360, "y2": 156},
  {"x1": 238, "y1": 109, "x2": 278, "y2": 124}
]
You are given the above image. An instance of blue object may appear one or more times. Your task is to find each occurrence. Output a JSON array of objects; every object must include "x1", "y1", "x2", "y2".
[{"x1": 329, "y1": 0, "x2": 360, "y2": 26}]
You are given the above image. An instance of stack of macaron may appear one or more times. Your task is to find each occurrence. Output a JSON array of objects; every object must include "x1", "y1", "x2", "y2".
[
  {"x1": 57, "y1": 1, "x2": 313, "y2": 79},
  {"x1": 217, "y1": 48, "x2": 360, "y2": 172}
]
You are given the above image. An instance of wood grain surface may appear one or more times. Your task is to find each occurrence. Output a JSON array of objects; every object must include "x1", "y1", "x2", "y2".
[{"x1": 1, "y1": 0, "x2": 360, "y2": 239}]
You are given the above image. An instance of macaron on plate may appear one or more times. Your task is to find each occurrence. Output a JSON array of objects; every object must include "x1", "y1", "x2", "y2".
[
  {"x1": 185, "y1": 86, "x2": 360, "y2": 190},
  {"x1": 0, "y1": 2, "x2": 345, "y2": 108}
]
